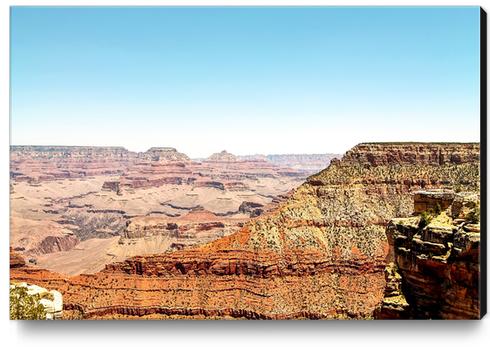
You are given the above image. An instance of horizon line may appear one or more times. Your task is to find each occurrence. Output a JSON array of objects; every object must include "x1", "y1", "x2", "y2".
[{"x1": 9, "y1": 141, "x2": 481, "y2": 157}]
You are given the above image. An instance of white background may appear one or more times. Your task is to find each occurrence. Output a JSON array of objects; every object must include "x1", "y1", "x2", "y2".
[{"x1": 1, "y1": 1, "x2": 489, "y2": 347}]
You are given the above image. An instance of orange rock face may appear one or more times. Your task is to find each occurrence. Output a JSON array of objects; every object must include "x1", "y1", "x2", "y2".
[
  {"x1": 376, "y1": 191, "x2": 481, "y2": 319},
  {"x1": 10, "y1": 248, "x2": 26, "y2": 268},
  {"x1": 10, "y1": 143, "x2": 480, "y2": 319}
]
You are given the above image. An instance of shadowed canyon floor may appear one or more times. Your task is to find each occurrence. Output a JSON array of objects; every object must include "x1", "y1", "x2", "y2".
[{"x1": 10, "y1": 143, "x2": 481, "y2": 319}]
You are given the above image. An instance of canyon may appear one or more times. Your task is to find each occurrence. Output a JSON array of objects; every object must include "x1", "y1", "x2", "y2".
[
  {"x1": 10, "y1": 146, "x2": 337, "y2": 275},
  {"x1": 10, "y1": 142, "x2": 482, "y2": 319}
]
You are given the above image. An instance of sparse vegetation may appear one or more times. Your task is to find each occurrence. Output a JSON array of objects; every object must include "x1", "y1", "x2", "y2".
[
  {"x1": 419, "y1": 211, "x2": 433, "y2": 228},
  {"x1": 10, "y1": 285, "x2": 46, "y2": 320},
  {"x1": 467, "y1": 205, "x2": 480, "y2": 224},
  {"x1": 434, "y1": 203, "x2": 442, "y2": 215},
  {"x1": 419, "y1": 202, "x2": 446, "y2": 228}
]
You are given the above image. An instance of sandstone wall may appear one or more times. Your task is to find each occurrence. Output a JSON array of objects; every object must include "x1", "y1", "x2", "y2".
[{"x1": 376, "y1": 191, "x2": 481, "y2": 319}]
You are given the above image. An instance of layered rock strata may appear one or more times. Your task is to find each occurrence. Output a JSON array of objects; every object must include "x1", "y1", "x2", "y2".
[
  {"x1": 10, "y1": 143, "x2": 480, "y2": 319},
  {"x1": 10, "y1": 145, "x2": 308, "y2": 269},
  {"x1": 376, "y1": 190, "x2": 481, "y2": 319},
  {"x1": 143, "y1": 147, "x2": 190, "y2": 162},
  {"x1": 10, "y1": 146, "x2": 135, "y2": 182},
  {"x1": 10, "y1": 248, "x2": 26, "y2": 268},
  {"x1": 239, "y1": 153, "x2": 340, "y2": 174},
  {"x1": 206, "y1": 150, "x2": 238, "y2": 162}
]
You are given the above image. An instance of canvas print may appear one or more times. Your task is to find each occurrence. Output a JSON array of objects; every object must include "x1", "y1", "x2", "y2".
[{"x1": 9, "y1": 6, "x2": 485, "y2": 320}]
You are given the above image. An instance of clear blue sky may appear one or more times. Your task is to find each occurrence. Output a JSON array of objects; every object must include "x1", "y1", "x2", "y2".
[{"x1": 11, "y1": 7, "x2": 480, "y2": 157}]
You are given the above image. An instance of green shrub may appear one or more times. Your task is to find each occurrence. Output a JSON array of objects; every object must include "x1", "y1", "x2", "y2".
[
  {"x1": 434, "y1": 203, "x2": 442, "y2": 215},
  {"x1": 467, "y1": 205, "x2": 480, "y2": 224},
  {"x1": 419, "y1": 211, "x2": 433, "y2": 228},
  {"x1": 10, "y1": 285, "x2": 46, "y2": 320}
]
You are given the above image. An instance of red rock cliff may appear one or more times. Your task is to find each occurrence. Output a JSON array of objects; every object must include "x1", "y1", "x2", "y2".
[{"x1": 376, "y1": 190, "x2": 481, "y2": 319}]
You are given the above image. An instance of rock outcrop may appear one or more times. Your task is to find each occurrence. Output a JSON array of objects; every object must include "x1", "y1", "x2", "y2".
[
  {"x1": 10, "y1": 281, "x2": 63, "y2": 320},
  {"x1": 37, "y1": 234, "x2": 80, "y2": 254},
  {"x1": 102, "y1": 181, "x2": 121, "y2": 194},
  {"x1": 238, "y1": 201, "x2": 265, "y2": 217},
  {"x1": 10, "y1": 217, "x2": 80, "y2": 256},
  {"x1": 376, "y1": 190, "x2": 481, "y2": 319},
  {"x1": 264, "y1": 153, "x2": 340, "y2": 173},
  {"x1": 123, "y1": 209, "x2": 241, "y2": 244},
  {"x1": 10, "y1": 248, "x2": 26, "y2": 268},
  {"x1": 342, "y1": 143, "x2": 480, "y2": 166},
  {"x1": 143, "y1": 147, "x2": 190, "y2": 162},
  {"x1": 206, "y1": 150, "x2": 238, "y2": 162}
]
